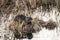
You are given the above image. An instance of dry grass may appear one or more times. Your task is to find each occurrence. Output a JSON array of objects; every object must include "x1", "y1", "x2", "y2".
[{"x1": 0, "y1": 0, "x2": 60, "y2": 15}]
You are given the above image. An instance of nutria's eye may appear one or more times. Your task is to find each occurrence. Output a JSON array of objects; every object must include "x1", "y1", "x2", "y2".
[
  {"x1": 27, "y1": 33, "x2": 33, "y2": 39},
  {"x1": 14, "y1": 15, "x2": 26, "y2": 21}
]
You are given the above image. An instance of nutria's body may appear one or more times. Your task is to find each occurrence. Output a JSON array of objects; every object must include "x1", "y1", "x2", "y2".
[{"x1": 9, "y1": 15, "x2": 57, "y2": 39}]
